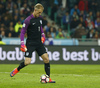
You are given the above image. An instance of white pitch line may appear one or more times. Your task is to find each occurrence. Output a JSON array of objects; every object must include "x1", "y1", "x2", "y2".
[{"x1": 0, "y1": 72, "x2": 99, "y2": 77}]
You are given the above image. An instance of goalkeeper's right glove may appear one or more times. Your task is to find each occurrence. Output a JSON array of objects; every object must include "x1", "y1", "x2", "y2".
[{"x1": 20, "y1": 41, "x2": 27, "y2": 52}]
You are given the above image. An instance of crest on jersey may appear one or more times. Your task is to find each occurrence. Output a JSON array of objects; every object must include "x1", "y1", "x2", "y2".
[
  {"x1": 23, "y1": 23, "x2": 26, "y2": 27},
  {"x1": 26, "y1": 52, "x2": 29, "y2": 56},
  {"x1": 40, "y1": 20, "x2": 42, "y2": 24}
]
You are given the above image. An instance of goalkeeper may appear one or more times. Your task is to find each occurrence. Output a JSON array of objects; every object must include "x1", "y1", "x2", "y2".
[{"x1": 10, "y1": 3, "x2": 55, "y2": 83}]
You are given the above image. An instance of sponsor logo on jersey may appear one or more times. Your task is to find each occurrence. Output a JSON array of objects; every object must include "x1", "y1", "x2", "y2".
[{"x1": 32, "y1": 23, "x2": 36, "y2": 25}]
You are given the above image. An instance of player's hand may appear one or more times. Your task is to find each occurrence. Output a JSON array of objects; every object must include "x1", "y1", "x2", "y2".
[
  {"x1": 20, "y1": 44, "x2": 27, "y2": 52},
  {"x1": 41, "y1": 33, "x2": 45, "y2": 43},
  {"x1": 41, "y1": 37, "x2": 45, "y2": 43}
]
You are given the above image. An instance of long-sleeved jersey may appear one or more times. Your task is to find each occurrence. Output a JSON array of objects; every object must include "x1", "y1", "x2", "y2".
[{"x1": 20, "y1": 14, "x2": 43, "y2": 43}]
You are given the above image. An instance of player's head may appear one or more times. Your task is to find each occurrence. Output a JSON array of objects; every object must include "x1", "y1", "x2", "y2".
[{"x1": 33, "y1": 3, "x2": 44, "y2": 17}]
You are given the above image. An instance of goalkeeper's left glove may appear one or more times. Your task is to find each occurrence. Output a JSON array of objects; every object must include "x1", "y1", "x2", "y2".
[
  {"x1": 20, "y1": 41, "x2": 27, "y2": 52},
  {"x1": 41, "y1": 33, "x2": 45, "y2": 43}
]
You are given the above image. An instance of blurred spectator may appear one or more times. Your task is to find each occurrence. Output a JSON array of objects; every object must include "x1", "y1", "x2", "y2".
[
  {"x1": 44, "y1": 22, "x2": 51, "y2": 33},
  {"x1": 7, "y1": 27, "x2": 15, "y2": 37},
  {"x1": 0, "y1": 0, "x2": 6, "y2": 7},
  {"x1": 3, "y1": 16, "x2": 10, "y2": 27},
  {"x1": 96, "y1": 0, "x2": 100, "y2": 11},
  {"x1": 16, "y1": 0, "x2": 21, "y2": 10},
  {"x1": 67, "y1": 0, "x2": 78, "y2": 10},
  {"x1": 87, "y1": 11, "x2": 94, "y2": 21},
  {"x1": 14, "y1": 9, "x2": 19, "y2": 17},
  {"x1": 2, "y1": 10, "x2": 12, "y2": 21},
  {"x1": 51, "y1": 22, "x2": 57, "y2": 32},
  {"x1": 12, "y1": 4, "x2": 18, "y2": 14},
  {"x1": 95, "y1": 18, "x2": 100, "y2": 31},
  {"x1": 14, "y1": 20, "x2": 22, "y2": 33},
  {"x1": 71, "y1": 11, "x2": 79, "y2": 20},
  {"x1": 8, "y1": 32, "x2": 12, "y2": 37},
  {"x1": 49, "y1": 27, "x2": 56, "y2": 38},
  {"x1": 89, "y1": 0, "x2": 98, "y2": 13},
  {"x1": 20, "y1": 3, "x2": 30, "y2": 16},
  {"x1": 56, "y1": 32, "x2": 65, "y2": 39},
  {"x1": 20, "y1": 16, "x2": 25, "y2": 24},
  {"x1": 78, "y1": 0, "x2": 88, "y2": 12},
  {"x1": 13, "y1": 15, "x2": 19, "y2": 26},
  {"x1": 62, "y1": 11, "x2": 70, "y2": 29},
  {"x1": 86, "y1": 29, "x2": 95, "y2": 38},
  {"x1": 93, "y1": 30, "x2": 99, "y2": 39},
  {"x1": 57, "y1": 6, "x2": 66, "y2": 25},
  {"x1": 0, "y1": 15, "x2": 3, "y2": 24},
  {"x1": 21, "y1": 0, "x2": 29, "y2": 7},
  {"x1": 0, "y1": 23, "x2": 5, "y2": 28},
  {"x1": 9, "y1": 21, "x2": 14, "y2": 27},
  {"x1": 70, "y1": 17, "x2": 79, "y2": 32},
  {"x1": 0, "y1": 31, "x2": 6, "y2": 38},
  {"x1": 74, "y1": 23, "x2": 87, "y2": 38},
  {"x1": 29, "y1": 4, "x2": 34, "y2": 12},
  {"x1": 6, "y1": 0, "x2": 14, "y2": 10},
  {"x1": 0, "y1": 4, "x2": 3, "y2": 15},
  {"x1": 47, "y1": 32, "x2": 52, "y2": 38},
  {"x1": 95, "y1": 11, "x2": 100, "y2": 20},
  {"x1": 79, "y1": 11, "x2": 86, "y2": 20},
  {"x1": 19, "y1": 9, "x2": 26, "y2": 18},
  {"x1": 70, "y1": 5, "x2": 80, "y2": 16},
  {"x1": 65, "y1": 31, "x2": 71, "y2": 39},
  {"x1": 0, "y1": 37, "x2": 6, "y2": 45},
  {"x1": 42, "y1": 16, "x2": 48, "y2": 27},
  {"x1": 87, "y1": 22, "x2": 94, "y2": 30},
  {"x1": 5, "y1": 3, "x2": 12, "y2": 13},
  {"x1": 78, "y1": 16, "x2": 86, "y2": 27},
  {"x1": 85, "y1": 16, "x2": 94, "y2": 28},
  {"x1": 56, "y1": 28, "x2": 65, "y2": 39}
]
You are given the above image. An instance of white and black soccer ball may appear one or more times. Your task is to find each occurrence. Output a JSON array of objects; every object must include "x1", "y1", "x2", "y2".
[{"x1": 40, "y1": 74, "x2": 50, "y2": 83}]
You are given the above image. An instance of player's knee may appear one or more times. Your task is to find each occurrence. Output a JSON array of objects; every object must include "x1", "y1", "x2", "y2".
[
  {"x1": 25, "y1": 58, "x2": 31, "y2": 65},
  {"x1": 43, "y1": 58, "x2": 49, "y2": 63}
]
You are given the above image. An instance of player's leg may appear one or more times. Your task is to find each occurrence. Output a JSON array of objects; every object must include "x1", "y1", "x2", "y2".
[
  {"x1": 17, "y1": 57, "x2": 31, "y2": 71},
  {"x1": 10, "y1": 44, "x2": 33, "y2": 77},
  {"x1": 41, "y1": 53, "x2": 50, "y2": 77},
  {"x1": 36, "y1": 44, "x2": 55, "y2": 83},
  {"x1": 10, "y1": 57, "x2": 31, "y2": 77},
  {"x1": 41, "y1": 53, "x2": 55, "y2": 83}
]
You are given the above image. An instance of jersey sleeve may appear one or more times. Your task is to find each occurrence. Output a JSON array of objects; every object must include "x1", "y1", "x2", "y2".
[
  {"x1": 41, "y1": 26, "x2": 44, "y2": 34},
  {"x1": 20, "y1": 18, "x2": 30, "y2": 42}
]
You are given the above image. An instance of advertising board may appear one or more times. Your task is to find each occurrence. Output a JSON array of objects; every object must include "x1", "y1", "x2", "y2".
[{"x1": 0, "y1": 45, "x2": 100, "y2": 64}]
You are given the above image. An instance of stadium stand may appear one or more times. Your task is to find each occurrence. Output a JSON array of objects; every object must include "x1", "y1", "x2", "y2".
[{"x1": 0, "y1": 0, "x2": 100, "y2": 39}]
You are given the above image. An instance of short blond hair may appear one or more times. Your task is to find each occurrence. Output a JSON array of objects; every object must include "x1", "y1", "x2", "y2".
[{"x1": 34, "y1": 3, "x2": 44, "y2": 10}]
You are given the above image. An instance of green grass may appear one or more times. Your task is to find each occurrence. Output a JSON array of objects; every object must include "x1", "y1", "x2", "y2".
[{"x1": 0, "y1": 64, "x2": 100, "y2": 88}]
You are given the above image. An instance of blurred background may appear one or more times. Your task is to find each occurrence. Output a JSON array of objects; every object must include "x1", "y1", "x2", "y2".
[
  {"x1": 0, "y1": 0, "x2": 99, "y2": 45},
  {"x1": 0, "y1": 0, "x2": 100, "y2": 64}
]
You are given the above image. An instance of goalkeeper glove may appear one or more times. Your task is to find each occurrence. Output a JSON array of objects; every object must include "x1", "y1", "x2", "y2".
[
  {"x1": 41, "y1": 33, "x2": 45, "y2": 43},
  {"x1": 20, "y1": 41, "x2": 27, "y2": 52}
]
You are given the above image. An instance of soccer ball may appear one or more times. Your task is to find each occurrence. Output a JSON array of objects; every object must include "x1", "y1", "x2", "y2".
[{"x1": 40, "y1": 74, "x2": 50, "y2": 83}]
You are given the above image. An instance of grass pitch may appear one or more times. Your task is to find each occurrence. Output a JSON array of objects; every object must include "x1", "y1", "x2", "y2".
[{"x1": 0, "y1": 64, "x2": 100, "y2": 88}]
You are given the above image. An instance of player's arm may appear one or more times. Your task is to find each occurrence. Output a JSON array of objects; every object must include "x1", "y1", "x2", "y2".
[
  {"x1": 41, "y1": 26, "x2": 45, "y2": 43},
  {"x1": 20, "y1": 19, "x2": 30, "y2": 52}
]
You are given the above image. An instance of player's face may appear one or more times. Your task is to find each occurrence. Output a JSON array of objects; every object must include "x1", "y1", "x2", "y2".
[{"x1": 35, "y1": 9, "x2": 43, "y2": 17}]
